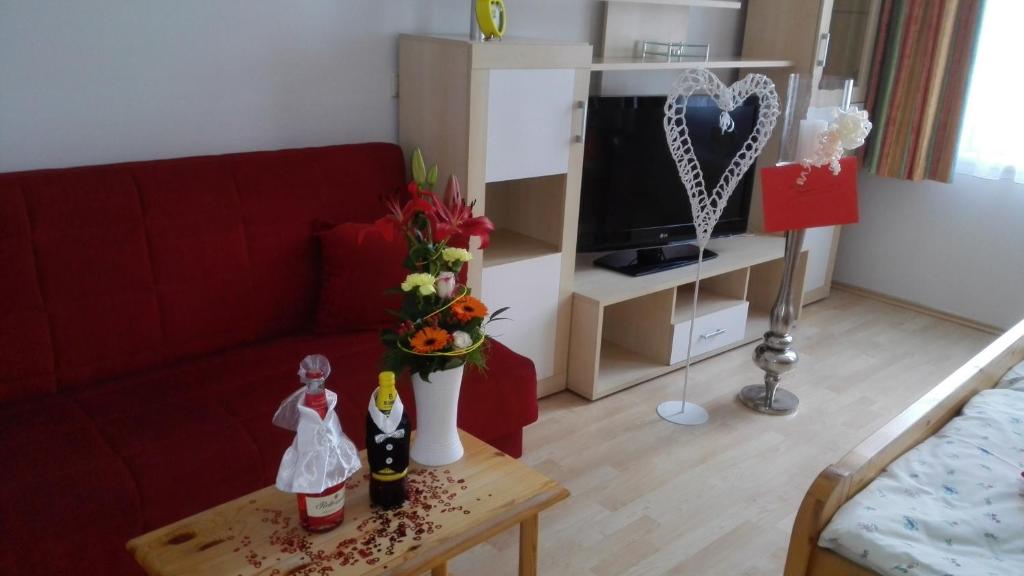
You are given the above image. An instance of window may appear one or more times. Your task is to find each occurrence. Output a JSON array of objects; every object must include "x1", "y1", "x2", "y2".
[{"x1": 955, "y1": 0, "x2": 1024, "y2": 183}]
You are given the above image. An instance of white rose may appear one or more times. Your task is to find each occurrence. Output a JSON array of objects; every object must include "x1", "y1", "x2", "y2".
[
  {"x1": 452, "y1": 330, "x2": 473, "y2": 350},
  {"x1": 834, "y1": 108, "x2": 872, "y2": 150},
  {"x1": 435, "y1": 271, "x2": 456, "y2": 299}
]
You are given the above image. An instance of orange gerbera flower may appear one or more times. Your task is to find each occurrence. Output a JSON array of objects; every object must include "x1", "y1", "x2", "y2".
[
  {"x1": 409, "y1": 326, "x2": 451, "y2": 353},
  {"x1": 451, "y1": 295, "x2": 488, "y2": 323}
]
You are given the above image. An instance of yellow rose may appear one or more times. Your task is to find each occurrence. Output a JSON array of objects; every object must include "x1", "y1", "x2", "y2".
[
  {"x1": 401, "y1": 273, "x2": 437, "y2": 296},
  {"x1": 441, "y1": 247, "x2": 472, "y2": 264}
]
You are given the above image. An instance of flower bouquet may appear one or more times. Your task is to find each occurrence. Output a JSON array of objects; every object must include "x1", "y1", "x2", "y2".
[
  {"x1": 368, "y1": 149, "x2": 506, "y2": 381},
  {"x1": 366, "y1": 149, "x2": 505, "y2": 465}
]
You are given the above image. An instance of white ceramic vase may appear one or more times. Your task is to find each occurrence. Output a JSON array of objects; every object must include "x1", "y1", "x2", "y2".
[{"x1": 410, "y1": 364, "x2": 465, "y2": 466}]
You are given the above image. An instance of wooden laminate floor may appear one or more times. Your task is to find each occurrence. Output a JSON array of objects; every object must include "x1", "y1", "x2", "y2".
[{"x1": 451, "y1": 289, "x2": 996, "y2": 576}]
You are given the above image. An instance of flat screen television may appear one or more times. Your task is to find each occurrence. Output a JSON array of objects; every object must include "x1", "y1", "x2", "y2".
[{"x1": 578, "y1": 94, "x2": 758, "y2": 276}]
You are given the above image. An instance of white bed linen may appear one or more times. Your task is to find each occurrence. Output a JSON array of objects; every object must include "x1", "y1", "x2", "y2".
[
  {"x1": 997, "y1": 359, "x2": 1024, "y2": 392},
  {"x1": 818, "y1": 378, "x2": 1024, "y2": 576}
]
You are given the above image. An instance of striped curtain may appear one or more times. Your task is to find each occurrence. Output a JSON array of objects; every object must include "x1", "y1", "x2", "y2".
[{"x1": 863, "y1": 0, "x2": 985, "y2": 182}]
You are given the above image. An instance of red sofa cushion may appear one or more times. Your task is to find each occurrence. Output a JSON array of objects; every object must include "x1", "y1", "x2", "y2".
[{"x1": 315, "y1": 222, "x2": 409, "y2": 333}]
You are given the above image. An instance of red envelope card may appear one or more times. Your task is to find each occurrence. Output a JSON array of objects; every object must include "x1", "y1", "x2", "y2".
[{"x1": 760, "y1": 156, "x2": 859, "y2": 233}]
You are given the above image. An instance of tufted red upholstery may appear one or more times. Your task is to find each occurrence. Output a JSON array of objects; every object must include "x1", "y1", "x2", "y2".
[
  {"x1": 0, "y1": 144, "x2": 406, "y2": 394},
  {"x1": 0, "y1": 143, "x2": 538, "y2": 576}
]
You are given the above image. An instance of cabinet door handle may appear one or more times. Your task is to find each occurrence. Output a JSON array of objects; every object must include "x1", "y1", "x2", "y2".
[
  {"x1": 816, "y1": 32, "x2": 831, "y2": 67},
  {"x1": 574, "y1": 100, "x2": 588, "y2": 143},
  {"x1": 699, "y1": 328, "x2": 727, "y2": 340}
]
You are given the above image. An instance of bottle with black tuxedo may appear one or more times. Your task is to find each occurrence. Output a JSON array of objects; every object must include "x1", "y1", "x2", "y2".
[{"x1": 366, "y1": 371, "x2": 410, "y2": 509}]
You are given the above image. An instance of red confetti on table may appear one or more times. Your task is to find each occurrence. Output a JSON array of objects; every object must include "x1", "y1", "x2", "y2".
[{"x1": 229, "y1": 469, "x2": 470, "y2": 575}]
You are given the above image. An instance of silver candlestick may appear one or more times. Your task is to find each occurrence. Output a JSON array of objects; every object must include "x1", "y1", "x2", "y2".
[{"x1": 739, "y1": 228, "x2": 804, "y2": 415}]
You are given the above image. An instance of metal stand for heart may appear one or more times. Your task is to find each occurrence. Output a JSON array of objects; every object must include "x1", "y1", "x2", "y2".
[{"x1": 657, "y1": 69, "x2": 780, "y2": 426}]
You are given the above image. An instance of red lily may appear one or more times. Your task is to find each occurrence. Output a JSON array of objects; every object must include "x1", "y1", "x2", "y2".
[
  {"x1": 431, "y1": 175, "x2": 494, "y2": 249},
  {"x1": 359, "y1": 188, "x2": 436, "y2": 244}
]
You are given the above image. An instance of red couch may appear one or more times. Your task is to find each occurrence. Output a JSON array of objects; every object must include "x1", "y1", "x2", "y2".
[{"x1": 0, "y1": 143, "x2": 538, "y2": 575}]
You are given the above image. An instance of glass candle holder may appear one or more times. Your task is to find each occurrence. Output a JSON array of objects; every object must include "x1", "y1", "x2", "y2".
[{"x1": 777, "y1": 74, "x2": 854, "y2": 165}]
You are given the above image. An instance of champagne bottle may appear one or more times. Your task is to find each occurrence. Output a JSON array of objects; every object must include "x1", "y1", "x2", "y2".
[
  {"x1": 366, "y1": 371, "x2": 410, "y2": 509},
  {"x1": 296, "y1": 359, "x2": 346, "y2": 532}
]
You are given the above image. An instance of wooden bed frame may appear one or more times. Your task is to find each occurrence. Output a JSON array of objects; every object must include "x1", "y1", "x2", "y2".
[{"x1": 784, "y1": 317, "x2": 1024, "y2": 576}]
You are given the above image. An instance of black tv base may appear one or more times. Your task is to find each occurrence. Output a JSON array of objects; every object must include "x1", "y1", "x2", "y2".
[{"x1": 593, "y1": 244, "x2": 718, "y2": 277}]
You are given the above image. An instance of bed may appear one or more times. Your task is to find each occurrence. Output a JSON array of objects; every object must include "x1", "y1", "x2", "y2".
[{"x1": 785, "y1": 317, "x2": 1024, "y2": 576}]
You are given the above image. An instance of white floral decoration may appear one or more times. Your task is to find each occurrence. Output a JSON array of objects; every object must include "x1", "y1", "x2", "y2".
[{"x1": 797, "y1": 107, "x2": 873, "y2": 185}]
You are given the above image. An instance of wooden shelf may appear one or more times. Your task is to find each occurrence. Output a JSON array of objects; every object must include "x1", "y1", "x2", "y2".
[
  {"x1": 674, "y1": 286, "x2": 746, "y2": 323},
  {"x1": 597, "y1": 340, "x2": 669, "y2": 395},
  {"x1": 591, "y1": 57, "x2": 794, "y2": 72},
  {"x1": 605, "y1": 0, "x2": 741, "y2": 8},
  {"x1": 575, "y1": 235, "x2": 787, "y2": 307},
  {"x1": 595, "y1": 334, "x2": 761, "y2": 398},
  {"x1": 483, "y1": 228, "x2": 560, "y2": 268}
]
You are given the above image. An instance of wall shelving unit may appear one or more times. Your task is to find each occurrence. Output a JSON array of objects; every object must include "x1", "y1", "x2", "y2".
[
  {"x1": 397, "y1": 1, "x2": 803, "y2": 400},
  {"x1": 742, "y1": 0, "x2": 883, "y2": 304},
  {"x1": 398, "y1": 35, "x2": 592, "y2": 398}
]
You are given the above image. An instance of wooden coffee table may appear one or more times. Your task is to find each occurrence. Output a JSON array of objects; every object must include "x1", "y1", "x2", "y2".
[{"x1": 127, "y1": 430, "x2": 568, "y2": 576}]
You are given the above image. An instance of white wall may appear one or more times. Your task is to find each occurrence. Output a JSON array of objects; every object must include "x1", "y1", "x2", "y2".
[
  {"x1": 10, "y1": 2, "x2": 1014, "y2": 331},
  {"x1": 0, "y1": 0, "x2": 600, "y2": 173},
  {"x1": 0, "y1": 0, "x2": 746, "y2": 173},
  {"x1": 834, "y1": 172, "x2": 1024, "y2": 330}
]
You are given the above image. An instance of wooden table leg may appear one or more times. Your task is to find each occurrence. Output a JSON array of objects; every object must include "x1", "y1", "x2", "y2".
[
  {"x1": 518, "y1": 514, "x2": 539, "y2": 576},
  {"x1": 431, "y1": 562, "x2": 448, "y2": 576}
]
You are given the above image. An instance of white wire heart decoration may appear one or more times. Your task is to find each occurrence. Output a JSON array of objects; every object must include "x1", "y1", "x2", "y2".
[
  {"x1": 663, "y1": 69, "x2": 781, "y2": 248},
  {"x1": 657, "y1": 69, "x2": 781, "y2": 428}
]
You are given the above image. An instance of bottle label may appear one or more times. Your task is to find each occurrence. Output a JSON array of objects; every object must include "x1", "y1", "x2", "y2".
[{"x1": 305, "y1": 488, "x2": 346, "y2": 518}]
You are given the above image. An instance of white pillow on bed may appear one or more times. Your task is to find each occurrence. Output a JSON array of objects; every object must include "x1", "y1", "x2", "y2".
[{"x1": 996, "y1": 359, "x2": 1024, "y2": 392}]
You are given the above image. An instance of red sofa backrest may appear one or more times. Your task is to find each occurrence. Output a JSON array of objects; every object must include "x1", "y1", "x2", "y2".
[{"x1": 0, "y1": 143, "x2": 406, "y2": 403}]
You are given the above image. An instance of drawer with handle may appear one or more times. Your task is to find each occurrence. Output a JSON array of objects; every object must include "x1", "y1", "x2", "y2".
[{"x1": 670, "y1": 301, "x2": 749, "y2": 364}]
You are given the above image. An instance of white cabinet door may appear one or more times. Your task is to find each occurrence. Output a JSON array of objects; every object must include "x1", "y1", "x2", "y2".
[
  {"x1": 481, "y1": 253, "x2": 562, "y2": 380},
  {"x1": 485, "y1": 69, "x2": 576, "y2": 183}
]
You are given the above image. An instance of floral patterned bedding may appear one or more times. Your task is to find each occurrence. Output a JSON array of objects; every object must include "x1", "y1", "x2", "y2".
[{"x1": 818, "y1": 361, "x2": 1024, "y2": 576}]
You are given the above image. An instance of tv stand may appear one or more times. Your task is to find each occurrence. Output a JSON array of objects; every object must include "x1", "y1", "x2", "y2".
[
  {"x1": 569, "y1": 234, "x2": 808, "y2": 400},
  {"x1": 593, "y1": 244, "x2": 718, "y2": 277}
]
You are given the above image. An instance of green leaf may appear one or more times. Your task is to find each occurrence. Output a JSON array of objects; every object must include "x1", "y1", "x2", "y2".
[
  {"x1": 488, "y1": 306, "x2": 511, "y2": 322},
  {"x1": 426, "y1": 165, "x2": 438, "y2": 188},
  {"x1": 411, "y1": 148, "x2": 426, "y2": 185},
  {"x1": 385, "y1": 309, "x2": 411, "y2": 322}
]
